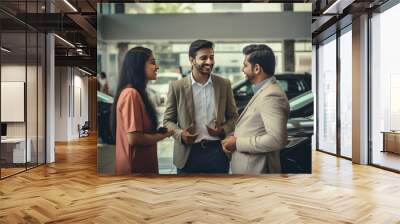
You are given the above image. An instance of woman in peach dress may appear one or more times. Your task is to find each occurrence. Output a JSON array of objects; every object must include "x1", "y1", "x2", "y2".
[{"x1": 111, "y1": 47, "x2": 173, "y2": 174}]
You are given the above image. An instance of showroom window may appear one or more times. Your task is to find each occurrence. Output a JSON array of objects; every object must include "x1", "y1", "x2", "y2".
[
  {"x1": 370, "y1": 2, "x2": 400, "y2": 171},
  {"x1": 339, "y1": 26, "x2": 352, "y2": 159},
  {"x1": 316, "y1": 23, "x2": 353, "y2": 160},
  {"x1": 295, "y1": 41, "x2": 312, "y2": 73},
  {"x1": 317, "y1": 35, "x2": 337, "y2": 155}
]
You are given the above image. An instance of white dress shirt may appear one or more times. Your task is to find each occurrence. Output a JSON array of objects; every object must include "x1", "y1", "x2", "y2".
[{"x1": 190, "y1": 73, "x2": 219, "y2": 142}]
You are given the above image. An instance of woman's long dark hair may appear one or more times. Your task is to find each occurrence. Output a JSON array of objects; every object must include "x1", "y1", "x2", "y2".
[{"x1": 111, "y1": 47, "x2": 158, "y2": 140}]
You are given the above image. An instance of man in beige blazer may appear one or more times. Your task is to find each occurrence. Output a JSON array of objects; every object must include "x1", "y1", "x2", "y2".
[
  {"x1": 163, "y1": 40, "x2": 238, "y2": 174},
  {"x1": 222, "y1": 44, "x2": 289, "y2": 174}
]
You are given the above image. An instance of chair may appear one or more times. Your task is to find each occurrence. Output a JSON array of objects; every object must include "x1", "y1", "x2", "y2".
[{"x1": 78, "y1": 121, "x2": 90, "y2": 138}]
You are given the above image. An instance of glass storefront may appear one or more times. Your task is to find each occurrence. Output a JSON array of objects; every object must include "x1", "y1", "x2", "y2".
[
  {"x1": 339, "y1": 27, "x2": 352, "y2": 159},
  {"x1": 295, "y1": 42, "x2": 312, "y2": 73},
  {"x1": 315, "y1": 0, "x2": 400, "y2": 171},
  {"x1": 316, "y1": 25, "x2": 353, "y2": 159},
  {"x1": 0, "y1": 1, "x2": 46, "y2": 179},
  {"x1": 370, "y1": 2, "x2": 400, "y2": 171},
  {"x1": 317, "y1": 35, "x2": 337, "y2": 155}
]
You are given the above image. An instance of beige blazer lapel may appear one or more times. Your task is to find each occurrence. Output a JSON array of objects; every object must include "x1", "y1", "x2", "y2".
[
  {"x1": 183, "y1": 77, "x2": 195, "y2": 125},
  {"x1": 237, "y1": 76, "x2": 276, "y2": 124},
  {"x1": 211, "y1": 75, "x2": 221, "y2": 124}
]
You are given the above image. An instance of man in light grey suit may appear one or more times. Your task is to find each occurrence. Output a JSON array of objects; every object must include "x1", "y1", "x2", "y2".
[
  {"x1": 163, "y1": 40, "x2": 238, "y2": 174},
  {"x1": 222, "y1": 44, "x2": 289, "y2": 174}
]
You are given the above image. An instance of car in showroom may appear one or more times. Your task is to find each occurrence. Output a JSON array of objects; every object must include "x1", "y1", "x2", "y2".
[
  {"x1": 232, "y1": 73, "x2": 311, "y2": 115},
  {"x1": 288, "y1": 90, "x2": 313, "y2": 118},
  {"x1": 97, "y1": 87, "x2": 160, "y2": 144},
  {"x1": 287, "y1": 115, "x2": 313, "y2": 137},
  {"x1": 97, "y1": 91, "x2": 114, "y2": 144}
]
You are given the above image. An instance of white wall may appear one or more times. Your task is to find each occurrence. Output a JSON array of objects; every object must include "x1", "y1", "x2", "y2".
[
  {"x1": 1, "y1": 65, "x2": 26, "y2": 140},
  {"x1": 55, "y1": 67, "x2": 89, "y2": 141},
  {"x1": 1, "y1": 65, "x2": 26, "y2": 81},
  {"x1": 55, "y1": 66, "x2": 69, "y2": 141},
  {"x1": 1, "y1": 64, "x2": 46, "y2": 164},
  {"x1": 1, "y1": 65, "x2": 38, "y2": 137},
  {"x1": 72, "y1": 72, "x2": 89, "y2": 138},
  {"x1": 74, "y1": 73, "x2": 89, "y2": 122}
]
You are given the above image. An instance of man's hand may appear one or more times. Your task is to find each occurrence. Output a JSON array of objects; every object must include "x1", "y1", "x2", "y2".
[
  {"x1": 221, "y1": 136, "x2": 237, "y2": 153},
  {"x1": 206, "y1": 125, "x2": 224, "y2": 137},
  {"x1": 181, "y1": 126, "x2": 199, "y2": 145},
  {"x1": 160, "y1": 128, "x2": 175, "y2": 139}
]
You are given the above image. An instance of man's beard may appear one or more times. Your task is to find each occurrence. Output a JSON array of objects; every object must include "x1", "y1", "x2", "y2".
[
  {"x1": 244, "y1": 72, "x2": 256, "y2": 84},
  {"x1": 194, "y1": 63, "x2": 213, "y2": 75}
]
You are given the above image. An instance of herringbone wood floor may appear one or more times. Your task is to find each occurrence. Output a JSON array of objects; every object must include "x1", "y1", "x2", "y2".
[{"x1": 1, "y1": 135, "x2": 400, "y2": 223}]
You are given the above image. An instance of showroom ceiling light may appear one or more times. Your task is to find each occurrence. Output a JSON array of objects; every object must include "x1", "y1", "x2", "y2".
[
  {"x1": 63, "y1": 0, "x2": 78, "y2": 12},
  {"x1": 1, "y1": 47, "x2": 11, "y2": 53},
  {"x1": 54, "y1": 34, "x2": 75, "y2": 48},
  {"x1": 322, "y1": 0, "x2": 354, "y2": 15},
  {"x1": 78, "y1": 67, "x2": 93, "y2": 76}
]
